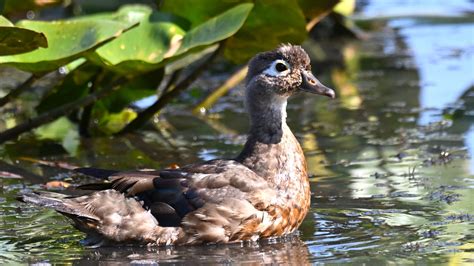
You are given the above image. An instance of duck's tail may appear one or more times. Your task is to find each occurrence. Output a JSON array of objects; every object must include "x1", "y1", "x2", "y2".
[
  {"x1": 17, "y1": 191, "x2": 106, "y2": 246},
  {"x1": 17, "y1": 192, "x2": 95, "y2": 218},
  {"x1": 17, "y1": 190, "x2": 182, "y2": 246}
]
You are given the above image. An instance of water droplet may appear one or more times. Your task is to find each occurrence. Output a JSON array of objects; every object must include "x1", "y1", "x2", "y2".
[
  {"x1": 26, "y1": 11, "x2": 35, "y2": 20},
  {"x1": 58, "y1": 67, "x2": 68, "y2": 75}
]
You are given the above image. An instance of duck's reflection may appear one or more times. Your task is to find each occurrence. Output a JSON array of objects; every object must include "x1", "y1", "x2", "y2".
[{"x1": 74, "y1": 235, "x2": 310, "y2": 265}]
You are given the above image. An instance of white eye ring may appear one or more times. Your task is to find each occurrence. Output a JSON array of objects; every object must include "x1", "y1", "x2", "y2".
[{"x1": 263, "y1": 59, "x2": 291, "y2": 77}]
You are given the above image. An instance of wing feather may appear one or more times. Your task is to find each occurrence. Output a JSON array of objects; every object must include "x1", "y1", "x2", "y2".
[{"x1": 73, "y1": 160, "x2": 274, "y2": 230}]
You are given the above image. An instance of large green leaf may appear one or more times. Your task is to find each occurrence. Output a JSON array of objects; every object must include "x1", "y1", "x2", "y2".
[
  {"x1": 0, "y1": 18, "x2": 134, "y2": 73},
  {"x1": 0, "y1": 15, "x2": 48, "y2": 56},
  {"x1": 162, "y1": 0, "x2": 306, "y2": 63},
  {"x1": 173, "y1": 3, "x2": 253, "y2": 57},
  {"x1": 90, "y1": 12, "x2": 187, "y2": 73},
  {"x1": 90, "y1": 3, "x2": 253, "y2": 73}
]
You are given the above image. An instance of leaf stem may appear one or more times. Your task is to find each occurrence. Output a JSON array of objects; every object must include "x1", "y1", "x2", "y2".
[
  {"x1": 159, "y1": 69, "x2": 182, "y2": 97},
  {"x1": 78, "y1": 70, "x2": 107, "y2": 137},
  {"x1": 192, "y1": 65, "x2": 247, "y2": 114}
]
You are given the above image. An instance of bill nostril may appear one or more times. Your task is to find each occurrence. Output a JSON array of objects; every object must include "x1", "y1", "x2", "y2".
[{"x1": 308, "y1": 78, "x2": 316, "y2": 85}]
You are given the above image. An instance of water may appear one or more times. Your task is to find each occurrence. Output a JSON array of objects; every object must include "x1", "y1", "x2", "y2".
[{"x1": 1, "y1": 0, "x2": 473, "y2": 264}]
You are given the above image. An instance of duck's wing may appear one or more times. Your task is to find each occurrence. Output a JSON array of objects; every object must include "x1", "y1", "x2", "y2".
[
  {"x1": 19, "y1": 159, "x2": 279, "y2": 246},
  {"x1": 23, "y1": 161, "x2": 287, "y2": 245},
  {"x1": 76, "y1": 167, "x2": 202, "y2": 227},
  {"x1": 74, "y1": 160, "x2": 276, "y2": 229}
]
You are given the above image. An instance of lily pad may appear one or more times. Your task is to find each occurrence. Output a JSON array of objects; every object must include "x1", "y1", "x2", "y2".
[
  {"x1": 90, "y1": 12, "x2": 188, "y2": 73},
  {"x1": 173, "y1": 3, "x2": 254, "y2": 57},
  {"x1": 0, "y1": 15, "x2": 48, "y2": 56},
  {"x1": 90, "y1": 3, "x2": 253, "y2": 73},
  {"x1": 0, "y1": 18, "x2": 135, "y2": 73}
]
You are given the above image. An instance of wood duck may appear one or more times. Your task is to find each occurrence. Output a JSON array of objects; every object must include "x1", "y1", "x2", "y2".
[{"x1": 18, "y1": 44, "x2": 335, "y2": 246}]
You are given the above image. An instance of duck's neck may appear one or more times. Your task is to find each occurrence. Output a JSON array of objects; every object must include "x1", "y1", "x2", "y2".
[
  {"x1": 236, "y1": 94, "x2": 307, "y2": 186},
  {"x1": 248, "y1": 94, "x2": 288, "y2": 144}
]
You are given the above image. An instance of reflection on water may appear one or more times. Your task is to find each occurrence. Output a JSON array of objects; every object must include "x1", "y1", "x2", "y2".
[
  {"x1": 358, "y1": 0, "x2": 474, "y2": 18},
  {"x1": 400, "y1": 21, "x2": 473, "y2": 125},
  {"x1": 75, "y1": 236, "x2": 311, "y2": 265},
  {"x1": 1, "y1": 0, "x2": 473, "y2": 264}
]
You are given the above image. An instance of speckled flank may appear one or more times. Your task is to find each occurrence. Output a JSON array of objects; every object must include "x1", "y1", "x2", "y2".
[{"x1": 18, "y1": 45, "x2": 328, "y2": 246}]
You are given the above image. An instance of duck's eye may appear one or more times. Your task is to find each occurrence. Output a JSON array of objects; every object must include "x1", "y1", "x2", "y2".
[
  {"x1": 275, "y1": 62, "x2": 288, "y2": 72},
  {"x1": 263, "y1": 60, "x2": 290, "y2": 77}
]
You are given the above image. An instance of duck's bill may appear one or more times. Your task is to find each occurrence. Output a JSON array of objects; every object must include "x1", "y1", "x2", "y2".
[{"x1": 299, "y1": 70, "x2": 336, "y2": 99}]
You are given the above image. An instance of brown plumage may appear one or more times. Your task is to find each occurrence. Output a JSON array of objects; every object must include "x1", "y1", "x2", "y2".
[{"x1": 18, "y1": 44, "x2": 335, "y2": 247}]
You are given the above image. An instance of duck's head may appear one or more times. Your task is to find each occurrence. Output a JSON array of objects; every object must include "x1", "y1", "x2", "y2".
[{"x1": 246, "y1": 44, "x2": 335, "y2": 99}]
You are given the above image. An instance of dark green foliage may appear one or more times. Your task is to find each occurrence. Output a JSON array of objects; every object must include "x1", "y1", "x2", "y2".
[
  {"x1": 0, "y1": 1, "x2": 340, "y2": 139},
  {"x1": 162, "y1": 0, "x2": 308, "y2": 63}
]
